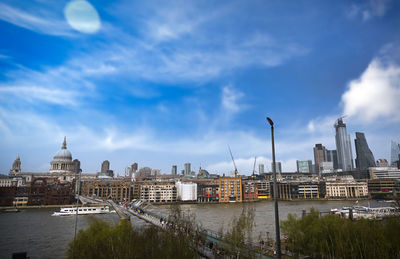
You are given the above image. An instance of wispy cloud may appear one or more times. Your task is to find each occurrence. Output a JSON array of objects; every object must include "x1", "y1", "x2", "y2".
[
  {"x1": 0, "y1": 2, "x2": 75, "y2": 36},
  {"x1": 206, "y1": 156, "x2": 299, "y2": 174},
  {"x1": 222, "y1": 85, "x2": 244, "y2": 114},
  {"x1": 0, "y1": 86, "x2": 79, "y2": 106},
  {"x1": 345, "y1": 0, "x2": 392, "y2": 21}
]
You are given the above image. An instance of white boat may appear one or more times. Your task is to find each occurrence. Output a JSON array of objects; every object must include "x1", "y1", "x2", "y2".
[
  {"x1": 331, "y1": 205, "x2": 398, "y2": 219},
  {"x1": 52, "y1": 206, "x2": 113, "y2": 216}
]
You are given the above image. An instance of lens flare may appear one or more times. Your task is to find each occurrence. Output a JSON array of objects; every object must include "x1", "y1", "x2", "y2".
[{"x1": 64, "y1": 0, "x2": 101, "y2": 34}]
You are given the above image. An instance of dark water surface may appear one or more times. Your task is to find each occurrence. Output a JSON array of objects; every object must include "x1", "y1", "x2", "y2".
[{"x1": 0, "y1": 200, "x2": 378, "y2": 258}]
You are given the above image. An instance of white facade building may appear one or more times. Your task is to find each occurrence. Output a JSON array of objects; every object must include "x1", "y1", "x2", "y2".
[
  {"x1": 325, "y1": 177, "x2": 368, "y2": 199},
  {"x1": 176, "y1": 181, "x2": 197, "y2": 201},
  {"x1": 140, "y1": 183, "x2": 177, "y2": 203}
]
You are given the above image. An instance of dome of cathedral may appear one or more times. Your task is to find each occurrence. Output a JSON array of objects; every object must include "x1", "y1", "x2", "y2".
[
  {"x1": 52, "y1": 137, "x2": 72, "y2": 161},
  {"x1": 54, "y1": 149, "x2": 72, "y2": 160}
]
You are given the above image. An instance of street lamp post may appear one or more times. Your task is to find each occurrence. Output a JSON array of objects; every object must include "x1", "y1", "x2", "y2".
[
  {"x1": 74, "y1": 169, "x2": 82, "y2": 241},
  {"x1": 266, "y1": 117, "x2": 281, "y2": 259}
]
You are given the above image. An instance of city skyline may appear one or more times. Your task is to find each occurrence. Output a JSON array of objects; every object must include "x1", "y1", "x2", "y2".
[{"x1": 0, "y1": 0, "x2": 400, "y2": 175}]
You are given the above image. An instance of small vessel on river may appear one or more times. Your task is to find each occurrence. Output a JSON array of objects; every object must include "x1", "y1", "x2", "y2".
[
  {"x1": 52, "y1": 206, "x2": 113, "y2": 216},
  {"x1": 331, "y1": 205, "x2": 398, "y2": 219}
]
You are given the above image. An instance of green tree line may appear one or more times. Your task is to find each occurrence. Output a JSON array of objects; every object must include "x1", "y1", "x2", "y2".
[
  {"x1": 67, "y1": 206, "x2": 260, "y2": 259},
  {"x1": 281, "y1": 208, "x2": 400, "y2": 259},
  {"x1": 67, "y1": 206, "x2": 199, "y2": 259}
]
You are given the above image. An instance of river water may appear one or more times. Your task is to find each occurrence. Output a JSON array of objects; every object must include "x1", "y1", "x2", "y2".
[{"x1": 0, "y1": 200, "x2": 379, "y2": 258}]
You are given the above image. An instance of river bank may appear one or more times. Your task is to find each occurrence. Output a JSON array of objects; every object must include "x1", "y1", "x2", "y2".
[{"x1": 0, "y1": 200, "x2": 384, "y2": 258}]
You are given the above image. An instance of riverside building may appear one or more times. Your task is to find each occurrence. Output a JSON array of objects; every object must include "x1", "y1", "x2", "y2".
[
  {"x1": 197, "y1": 183, "x2": 219, "y2": 203},
  {"x1": 324, "y1": 176, "x2": 368, "y2": 199},
  {"x1": 140, "y1": 182, "x2": 177, "y2": 203},
  {"x1": 217, "y1": 177, "x2": 242, "y2": 202},
  {"x1": 80, "y1": 179, "x2": 139, "y2": 202},
  {"x1": 242, "y1": 180, "x2": 258, "y2": 202},
  {"x1": 273, "y1": 181, "x2": 321, "y2": 200}
]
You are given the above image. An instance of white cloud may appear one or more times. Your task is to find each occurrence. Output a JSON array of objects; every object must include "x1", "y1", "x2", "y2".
[
  {"x1": 0, "y1": 104, "x2": 318, "y2": 174},
  {"x1": 307, "y1": 115, "x2": 339, "y2": 134},
  {"x1": 342, "y1": 57, "x2": 400, "y2": 123}
]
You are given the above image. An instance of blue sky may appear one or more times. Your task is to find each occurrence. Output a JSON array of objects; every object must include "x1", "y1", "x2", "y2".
[{"x1": 0, "y1": 0, "x2": 399, "y2": 175}]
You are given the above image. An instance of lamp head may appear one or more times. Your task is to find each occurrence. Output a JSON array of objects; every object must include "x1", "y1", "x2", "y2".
[{"x1": 266, "y1": 117, "x2": 274, "y2": 126}]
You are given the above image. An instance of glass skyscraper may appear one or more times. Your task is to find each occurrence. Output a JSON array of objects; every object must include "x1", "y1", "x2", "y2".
[
  {"x1": 296, "y1": 160, "x2": 313, "y2": 173},
  {"x1": 326, "y1": 149, "x2": 338, "y2": 169},
  {"x1": 354, "y1": 132, "x2": 376, "y2": 170},
  {"x1": 390, "y1": 141, "x2": 400, "y2": 166},
  {"x1": 334, "y1": 118, "x2": 353, "y2": 171}
]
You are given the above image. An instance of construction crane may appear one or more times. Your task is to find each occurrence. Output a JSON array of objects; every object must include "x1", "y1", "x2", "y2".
[
  {"x1": 228, "y1": 145, "x2": 238, "y2": 177},
  {"x1": 252, "y1": 157, "x2": 257, "y2": 177},
  {"x1": 335, "y1": 115, "x2": 348, "y2": 127}
]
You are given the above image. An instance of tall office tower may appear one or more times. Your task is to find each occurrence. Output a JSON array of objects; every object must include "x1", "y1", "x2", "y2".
[
  {"x1": 326, "y1": 150, "x2": 338, "y2": 169},
  {"x1": 101, "y1": 160, "x2": 110, "y2": 174},
  {"x1": 313, "y1": 144, "x2": 327, "y2": 175},
  {"x1": 259, "y1": 164, "x2": 265, "y2": 174},
  {"x1": 184, "y1": 163, "x2": 191, "y2": 175},
  {"x1": 171, "y1": 165, "x2": 177, "y2": 175},
  {"x1": 390, "y1": 141, "x2": 400, "y2": 166},
  {"x1": 271, "y1": 162, "x2": 282, "y2": 174},
  {"x1": 132, "y1": 163, "x2": 138, "y2": 172},
  {"x1": 100, "y1": 160, "x2": 114, "y2": 177},
  {"x1": 296, "y1": 160, "x2": 313, "y2": 173},
  {"x1": 334, "y1": 118, "x2": 354, "y2": 171},
  {"x1": 354, "y1": 132, "x2": 376, "y2": 170}
]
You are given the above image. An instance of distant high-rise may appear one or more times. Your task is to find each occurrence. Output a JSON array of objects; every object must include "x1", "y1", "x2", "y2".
[
  {"x1": 99, "y1": 160, "x2": 114, "y2": 177},
  {"x1": 326, "y1": 150, "x2": 338, "y2": 169},
  {"x1": 132, "y1": 163, "x2": 138, "y2": 172},
  {"x1": 101, "y1": 160, "x2": 110, "y2": 174},
  {"x1": 334, "y1": 118, "x2": 353, "y2": 171},
  {"x1": 390, "y1": 141, "x2": 400, "y2": 166},
  {"x1": 259, "y1": 164, "x2": 264, "y2": 174},
  {"x1": 151, "y1": 169, "x2": 161, "y2": 176},
  {"x1": 184, "y1": 163, "x2": 191, "y2": 175},
  {"x1": 171, "y1": 165, "x2": 177, "y2": 175},
  {"x1": 271, "y1": 162, "x2": 282, "y2": 174},
  {"x1": 354, "y1": 132, "x2": 376, "y2": 170},
  {"x1": 313, "y1": 144, "x2": 326, "y2": 175},
  {"x1": 296, "y1": 160, "x2": 313, "y2": 173}
]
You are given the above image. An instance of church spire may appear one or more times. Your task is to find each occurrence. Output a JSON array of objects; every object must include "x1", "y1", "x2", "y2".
[{"x1": 62, "y1": 136, "x2": 67, "y2": 149}]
